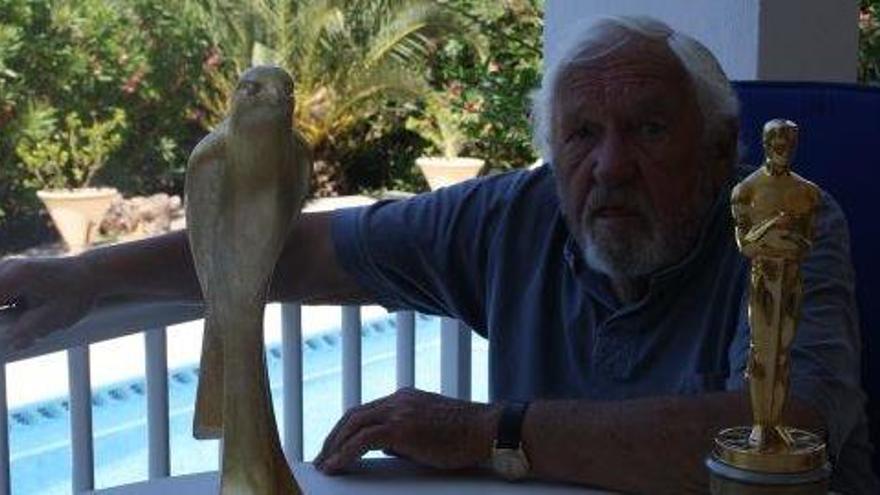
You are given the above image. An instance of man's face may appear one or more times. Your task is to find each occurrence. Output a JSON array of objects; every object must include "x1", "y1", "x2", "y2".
[{"x1": 551, "y1": 40, "x2": 715, "y2": 278}]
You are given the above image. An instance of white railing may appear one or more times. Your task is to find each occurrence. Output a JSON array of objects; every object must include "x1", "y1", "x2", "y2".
[{"x1": 0, "y1": 301, "x2": 473, "y2": 494}]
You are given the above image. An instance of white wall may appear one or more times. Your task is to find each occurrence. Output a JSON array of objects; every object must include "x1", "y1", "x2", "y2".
[
  {"x1": 544, "y1": 0, "x2": 859, "y2": 82},
  {"x1": 757, "y1": 0, "x2": 860, "y2": 82}
]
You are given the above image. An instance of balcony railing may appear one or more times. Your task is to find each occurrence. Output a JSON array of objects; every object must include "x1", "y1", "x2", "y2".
[
  {"x1": 0, "y1": 195, "x2": 476, "y2": 494},
  {"x1": 0, "y1": 300, "x2": 475, "y2": 494}
]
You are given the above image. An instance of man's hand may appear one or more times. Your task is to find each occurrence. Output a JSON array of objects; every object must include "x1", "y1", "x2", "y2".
[
  {"x1": 314, "y1": 388, "x2": 502, "y2": 474},
  {"x1": 0, "y1": 255, "x2": 96, "y2": 353}
]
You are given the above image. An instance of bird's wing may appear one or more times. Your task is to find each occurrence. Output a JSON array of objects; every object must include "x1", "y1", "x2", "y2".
[
  {"x1": 291, "y1": 129, "x2": 312, "y2": 214},
  {"x1": 184, "y1": 121, "x2": 229, "y2": 439},
  {"x1": 185, "y1": 121, "x2": 228, "y2": 297}
]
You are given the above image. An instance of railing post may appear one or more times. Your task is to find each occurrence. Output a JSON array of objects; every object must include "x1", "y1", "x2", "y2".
[
  {"x1": 341, "y1": 306, "x2": 362, "y2": 410},
  {"x1": 145, "y1": 327, "x2": 170, "y2": 478},
  {"x1": 395, "y1": 311, "x2": 415, "y2": 389},
  {"x1": 281, "y1": 303, "x2": 303, "y2": 463},
  {"x1": 68, "y1": 345, "x2": 94, "y2": 492},
  {"x1": 440, "y1": 318, "x2": 471, "y2": 400},
  {"x1": 0, "y1": 363, "x2": 9, "y2": 495}
]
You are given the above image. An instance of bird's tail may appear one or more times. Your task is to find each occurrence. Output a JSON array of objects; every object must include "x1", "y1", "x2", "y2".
[{"x1": 193, "y1": 311, "x2": 224, "y2": 439}]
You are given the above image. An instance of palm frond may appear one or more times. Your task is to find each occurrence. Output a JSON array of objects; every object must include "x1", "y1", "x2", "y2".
[
  {"x1": 288, "y1": 0, "x2": 347, "y2": 90},
  {"x1": 188, "y1": 0, "x2": 477, "y2": 161},
  {"x1": 365, "y1": 1, "x2": 483, "y2": 68}
]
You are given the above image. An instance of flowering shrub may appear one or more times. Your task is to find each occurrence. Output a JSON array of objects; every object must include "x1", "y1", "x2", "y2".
[
  {"x1": 424, "y1": 1, "x2": 543, "y2": 172},
  {"x1": 0, "y1": 0, "x2": 219, "y2": 252}
]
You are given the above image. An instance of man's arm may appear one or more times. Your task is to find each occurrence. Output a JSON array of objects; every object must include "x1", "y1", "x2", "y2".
[
  {"x1": 0, "y1": 210, "x2": 372, "y2": 350},
  {"x1": 521, "y1": 393, "x2": 822, "y2": 494},
  {"x1": 314, "y1": 390, "x2": 823, "y2": 495},
  {"x1": 84, "y1": 210, "x2": 369, "y2": 304}
]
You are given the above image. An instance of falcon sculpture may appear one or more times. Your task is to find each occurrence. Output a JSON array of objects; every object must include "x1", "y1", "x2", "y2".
[{"x1": 186, "y1": 65, "x2": 310, "y2": 494}]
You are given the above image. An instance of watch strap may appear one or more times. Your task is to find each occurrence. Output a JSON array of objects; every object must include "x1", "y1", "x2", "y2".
[{"x1": 496, "y1": 401, "x2": 529, "y2": 449}]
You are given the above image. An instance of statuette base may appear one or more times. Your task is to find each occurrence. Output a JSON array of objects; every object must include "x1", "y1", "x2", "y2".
[
  {"x1": 713, "y1": 426, "x2": 827, "y2": 473},
  {"x1": 707, "y1": 456, "x2": 830, "y2": 495}
]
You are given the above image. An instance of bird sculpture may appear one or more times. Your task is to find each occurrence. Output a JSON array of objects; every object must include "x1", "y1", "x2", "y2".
[{"x1": 185, "y1": 65, "x2": 310, "y2": 494}]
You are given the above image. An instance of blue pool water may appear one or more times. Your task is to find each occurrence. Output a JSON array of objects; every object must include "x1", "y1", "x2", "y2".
[{"x1": 10, "y1": 314, "x2": 489, "y2": 494}]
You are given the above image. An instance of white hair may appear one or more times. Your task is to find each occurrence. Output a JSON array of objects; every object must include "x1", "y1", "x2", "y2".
[{"x1": 531, "y1": 16, "x2": 740, "y2": 165}]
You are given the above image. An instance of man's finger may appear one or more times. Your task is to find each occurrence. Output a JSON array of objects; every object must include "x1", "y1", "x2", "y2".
[
  {"x1": 0, "y1": 305, "x2": 55, "y2": 355},
  {"x1": 315, "y1": 403, "x2": 391, "y2": 466},
  {"x1": 315, "y1": 407, "x2": 355, "y2": 466},
  {"x1": 318, "y1": 424, "x2": 392, "y2": 474},
  {"x1": 315, "y1": 397, "x2": 391, "y2": 465}
]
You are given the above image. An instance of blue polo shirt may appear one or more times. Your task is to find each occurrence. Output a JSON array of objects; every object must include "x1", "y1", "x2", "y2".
[{"x1": 331, "y1": 164, "x2": 876, "y2": 493}]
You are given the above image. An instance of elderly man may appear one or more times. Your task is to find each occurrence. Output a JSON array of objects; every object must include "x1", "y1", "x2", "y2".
[{"x1": 0, "y1": 16, "x2": 875, "y2": 494}]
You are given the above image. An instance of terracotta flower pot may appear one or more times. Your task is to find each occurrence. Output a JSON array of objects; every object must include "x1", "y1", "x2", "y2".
[
  {"x1": 37, "y1": 187, "x2": 119, "y2": 253},
  {"x1": 415, "y1": 156, "x2": 485, "y2": 191}
]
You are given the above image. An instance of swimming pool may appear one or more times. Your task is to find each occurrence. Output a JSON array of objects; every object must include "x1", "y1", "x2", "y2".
[{"x1": 9, "y1": 312, "x2": 489, "y2": 494}]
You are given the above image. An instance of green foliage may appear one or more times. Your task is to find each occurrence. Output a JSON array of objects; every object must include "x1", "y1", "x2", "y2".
[
  {"x1": 337, "y1": 107, "x2": 429, "y2": 193},
  {"x1": 423, "y1": 0, "x2": 543, "y2": 172},
  {"x1": 0, "y1": 0, "x2": 539, "y2": 248},
  {"x1": 861, "y1": 0, "x2": 880, "y2": 84},
  {"x1": 0, "y1": 0, "x2": 218, "y2": 252},
  {"x1": 188, "y1": 0, "x2": 477, "y2": 194},
  {"x1": 338, "y1": 0, "x2": 544, "y2": 191},
  {"x1": 16, "y1": 108, "x2": 127, "y2": 190},
  {"x1": 405, "y1": 89, "x2": 479, "y2": 158}
]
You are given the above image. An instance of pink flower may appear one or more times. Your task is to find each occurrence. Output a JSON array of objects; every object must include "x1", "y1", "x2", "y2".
[
  {"x1": 861, "y1": 10, "x2": 876, "y2": 30},
  {"x1": 204, "y1": 48, "x2": 222, "y2": 70},
  {"x1": 122, "y1": 68, "x2": 146, "y2": 94},
  {"x1": 186, "y1": 108, "x2": 207, "y2": 123}
]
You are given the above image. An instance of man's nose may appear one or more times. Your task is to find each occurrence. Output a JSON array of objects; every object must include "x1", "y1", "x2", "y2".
[{"x1": 591, "y1": 131, "x2": 636, "y2": 185}]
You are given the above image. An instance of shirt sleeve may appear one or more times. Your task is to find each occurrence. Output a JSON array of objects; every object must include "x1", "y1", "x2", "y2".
[
  {"x1": 726, "y1": 192, "x2": 867, "y2": 463},
  {"x1": 330, "y1": 172, "x2": 522, "y2": 332}
]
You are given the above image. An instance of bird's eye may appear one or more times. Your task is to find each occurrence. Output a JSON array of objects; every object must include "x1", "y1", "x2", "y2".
[{"x1": 238, "y1": 81, "x2": 260, "y2": 96}]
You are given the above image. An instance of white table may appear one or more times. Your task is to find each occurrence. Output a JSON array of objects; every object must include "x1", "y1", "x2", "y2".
[{"x1": 87, "y1": 459, "x2": 606, "y2": 494}]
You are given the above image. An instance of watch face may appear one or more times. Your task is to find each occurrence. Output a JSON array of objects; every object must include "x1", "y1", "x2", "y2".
[{"x1": 492, "y1": 449, "x2": 529, "y2": 480}]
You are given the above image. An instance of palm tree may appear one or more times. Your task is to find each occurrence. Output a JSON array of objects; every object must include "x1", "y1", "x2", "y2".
[{"x1": 189, "y1": 0, "x2": 479, "y2": 194}]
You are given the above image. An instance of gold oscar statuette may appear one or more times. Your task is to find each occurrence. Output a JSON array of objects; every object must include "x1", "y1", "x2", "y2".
[{"x1": 706, "y1": 119, "x2": 830, "y2": 494}]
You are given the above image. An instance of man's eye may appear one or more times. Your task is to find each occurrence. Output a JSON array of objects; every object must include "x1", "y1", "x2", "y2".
[
  {"x1": 566, "y1": 124, "x2": 599, "y2": 144},
  {"x1": 639, "y1": 121, "x2": 667, "y2": 138}
]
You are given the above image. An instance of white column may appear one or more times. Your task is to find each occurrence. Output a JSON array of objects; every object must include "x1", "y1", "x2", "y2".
[
  {"x1": 395, "y1": 311, "x2": 416, "y2": 389},
  {"x1": 544, "y1": 0, "x2": 859, "y2": 82},
  {"x1": 68, "y1": 345, "x2": 94, "y2": 492},
  {"x1": 144, "y1": 327, "x2": 170, "y2": 479},
  {"x1": 341, "y1": 306, "x2": 362, "y2": 410},
  {"x1": 440, "y1": 318, "x2": 471, "y2": 400},
  {"x1": 281, "y1": 303, "x2": 304, "y2": 463},
  {"x1": 0, "y1": 363, "x2": 9, "y2": 495}
]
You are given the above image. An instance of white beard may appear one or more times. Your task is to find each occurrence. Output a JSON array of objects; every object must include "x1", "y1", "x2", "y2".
[{"x1": 580, "y1": 171, "x2": 715, "y2": 278}]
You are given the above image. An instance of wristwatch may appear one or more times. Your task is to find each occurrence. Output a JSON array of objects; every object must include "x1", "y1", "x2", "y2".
[{"x1": 490, "y1": 401, "x2": 530, "y2": 481}]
